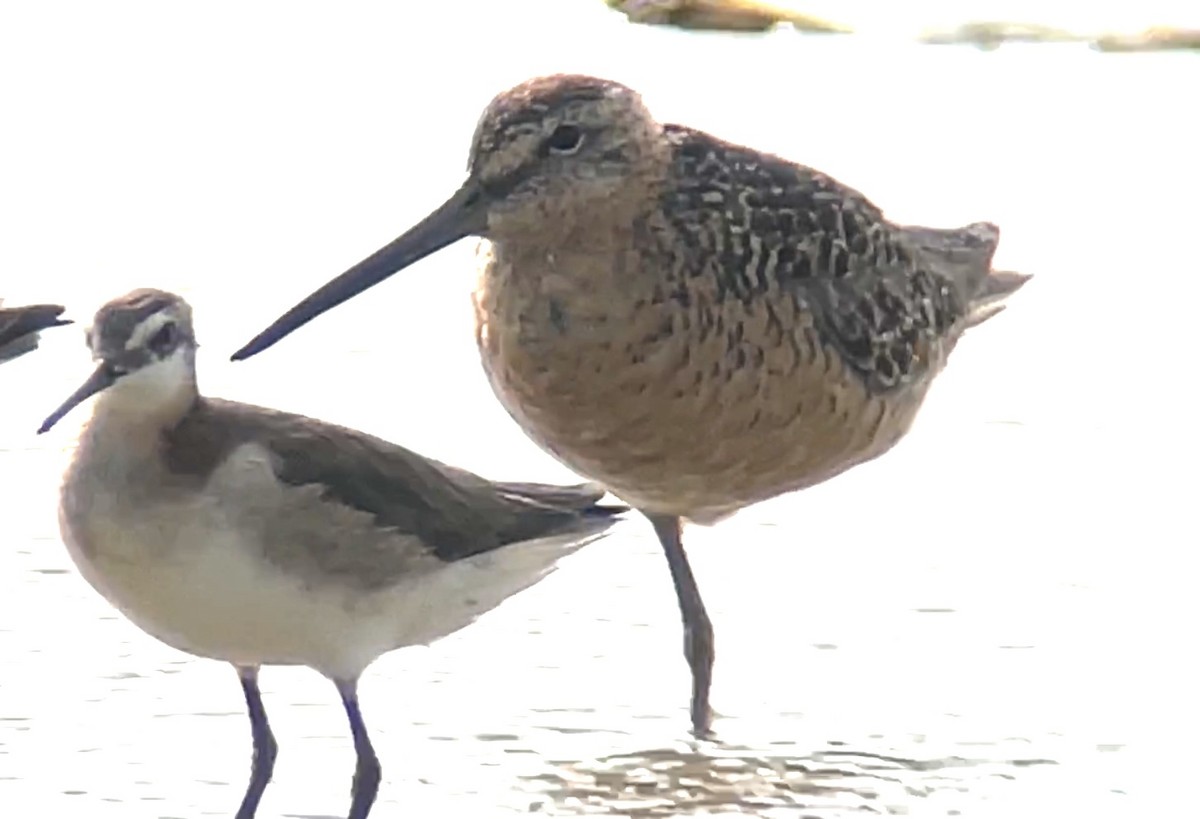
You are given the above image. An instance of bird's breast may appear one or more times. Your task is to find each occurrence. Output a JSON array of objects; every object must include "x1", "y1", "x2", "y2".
[
  {"x1": 472, "y1": 248, "x2": 934, "y2": 519},
  {"x1": 57, "y1": 433, "x2": 370, "y2": 672},
  {"x1": 59, "y1": 443, "x2": 250, "y2": 649}
]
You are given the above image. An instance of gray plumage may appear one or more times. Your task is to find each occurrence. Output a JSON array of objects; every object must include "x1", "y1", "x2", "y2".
[
  {"x1": 42, "y1": 287, "x2": 626, "y2": 819},
  {"x1": 159, "y1": 396, "x2": 624, "y2": 586}
]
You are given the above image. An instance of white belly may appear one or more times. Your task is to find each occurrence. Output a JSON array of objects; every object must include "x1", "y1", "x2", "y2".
[{"x1": 60, "y1": 488, "x2": 597, "y2": 681}]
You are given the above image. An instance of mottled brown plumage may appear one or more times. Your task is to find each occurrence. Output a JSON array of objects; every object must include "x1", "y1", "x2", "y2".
[
  {"x1": 233, "y1": 73, "x2": 1031, "y2": 738},
  {"x1": 0, "y1": 300, "x2": 71, "y2": 363}
]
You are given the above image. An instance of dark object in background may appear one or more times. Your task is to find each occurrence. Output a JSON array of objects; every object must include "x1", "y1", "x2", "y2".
[{"x1": 0, "y1": 302, "x2": 71, "y2": 364}]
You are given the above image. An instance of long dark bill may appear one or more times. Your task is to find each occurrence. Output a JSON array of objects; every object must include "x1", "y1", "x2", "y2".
[
  {"x1": 37, "y1": 364, "x2": 119, "y2": 434},
  {"x1": 230, "y1": 180, "x2": 485, "y2": 362}
]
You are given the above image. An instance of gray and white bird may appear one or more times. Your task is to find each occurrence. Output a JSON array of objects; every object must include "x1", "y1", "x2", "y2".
[
  {"x1": 39, "y1": 288, "x2": 626, "y2": 819},
  {"x1": 0, "y1": 299, "x2": 71, "y2": 364}
]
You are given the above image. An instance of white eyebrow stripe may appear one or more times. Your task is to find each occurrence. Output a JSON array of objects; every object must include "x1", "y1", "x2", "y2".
[{"x1": 125, "y1": 311, "x2": 173, "y2": 351}]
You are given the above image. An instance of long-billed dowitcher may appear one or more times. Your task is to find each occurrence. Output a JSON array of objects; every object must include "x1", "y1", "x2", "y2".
[
  {"x1": 39, "y1": 288, "x2": 627, "y2": 819},
  {"x1": 0, "y1": 300, "x2": 70, "y2": 364},
  {"x1": 231, "y1": 74, "x2": 1031, "y2": 738}
]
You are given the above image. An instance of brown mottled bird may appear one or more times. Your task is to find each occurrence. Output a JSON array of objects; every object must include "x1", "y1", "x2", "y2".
[
  {"x1": 0, "y1": 300, "x2": 71, "y2": 364},
  {"x1": 232, "y1": 74, "x2": 1031, "y2": 738}
]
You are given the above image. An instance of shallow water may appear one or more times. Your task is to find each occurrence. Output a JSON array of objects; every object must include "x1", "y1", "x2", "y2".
[{"x1": 1, "y1": 1, "x2": 1196, "y2": 816}]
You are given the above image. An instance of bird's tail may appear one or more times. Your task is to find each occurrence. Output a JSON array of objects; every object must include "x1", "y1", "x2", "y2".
[
  {"x1": 0, "y1": 304, "x2": 73, "y2": 364},
  {"x1": 902, "y1": 221, "x2": 1032, "y2": 329},
  {"x1": 415, "y1": 481, "x2": 626, "y2": 641},
  {"x1": 490, "y1": 478, "x2": 628, "y2": 544},
  {"x1": 963, "y1": 268, "x2": 1032, "y2": 329},
  {"x1": 495, "y1": 480, "x2": 627, "y2": 517}
]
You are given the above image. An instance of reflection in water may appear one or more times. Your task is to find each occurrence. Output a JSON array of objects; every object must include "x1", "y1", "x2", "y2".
[{"x1": 525, "y1": 741, "x2": 1059, "y2": 815}]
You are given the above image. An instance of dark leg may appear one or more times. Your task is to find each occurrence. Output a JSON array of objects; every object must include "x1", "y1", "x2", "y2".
[
  {"x1": 235, "y1": 665, "x2": 278, "y2": 819},
  {"x1": 646, "y1": 512, "x2": 715, "y2": 739},
  {"x1": 335, "y1": 678, "x2": 382, "y2": 819}
]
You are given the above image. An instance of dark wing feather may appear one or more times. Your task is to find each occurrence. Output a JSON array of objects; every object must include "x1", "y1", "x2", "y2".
[
  {"x1": 0, "y1": 304, "x2": 71, "y2": 363},
  {"x1": 659, "y1": 126, "x2": 1004, "y2": 394},
  {"x1": 164, "y1": 398, "x2": 625, "y2": 561}
]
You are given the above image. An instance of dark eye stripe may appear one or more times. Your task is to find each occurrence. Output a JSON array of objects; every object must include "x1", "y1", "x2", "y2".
[{"x1": 149, "y1": 322, "x2": 177, "y2": 352}]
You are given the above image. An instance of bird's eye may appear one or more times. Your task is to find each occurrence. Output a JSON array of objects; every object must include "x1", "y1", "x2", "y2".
[
  {"x1": 149, "y1": 321, "x2": 177, "y2": 353},
  {"x1": 544, "y1": 124, "x2": 584, "y2": 156}
]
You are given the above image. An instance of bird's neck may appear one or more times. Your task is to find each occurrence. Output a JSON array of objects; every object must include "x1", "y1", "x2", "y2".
[{"x1": 85, "y1": 379, "x2": 199, "y2": 458}]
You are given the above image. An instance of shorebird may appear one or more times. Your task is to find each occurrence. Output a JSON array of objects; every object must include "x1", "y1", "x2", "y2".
[
  {"x1": 230, "y1": 73, "x2": 1032, "y2": 738},
  {"x1": 0, "y1": 299, "x2": 71, "y2": 364},
  {"x1": 38, "y1": 288, "x2": 627, "y2": 819}
]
